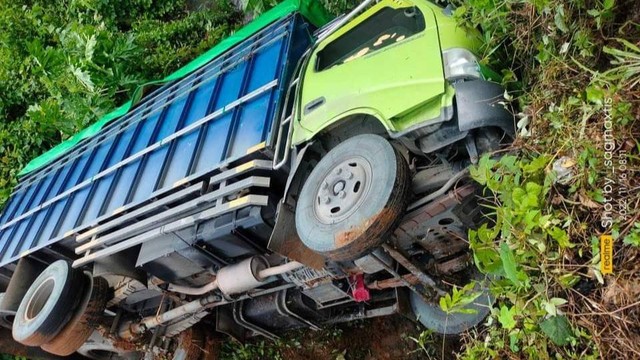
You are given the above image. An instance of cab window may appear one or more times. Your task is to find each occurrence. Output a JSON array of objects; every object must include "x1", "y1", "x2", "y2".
[{"x1": 316, "y1": 7, "x2": 425, "y2": 71}]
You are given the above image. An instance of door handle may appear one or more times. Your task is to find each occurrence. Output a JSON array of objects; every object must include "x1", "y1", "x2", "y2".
[{"x1": 303, "y1": 97, "x2": 326, "y2": 115}]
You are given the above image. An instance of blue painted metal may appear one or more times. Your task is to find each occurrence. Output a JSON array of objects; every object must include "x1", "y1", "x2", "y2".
[{"x1": 0, "y1": 15, "x2": 312, "y2": 267}]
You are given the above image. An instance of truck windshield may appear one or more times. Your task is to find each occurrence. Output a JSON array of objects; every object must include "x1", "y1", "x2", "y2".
[{"x1": 316, "y1": 6, "x2": 425, "y2": 71}]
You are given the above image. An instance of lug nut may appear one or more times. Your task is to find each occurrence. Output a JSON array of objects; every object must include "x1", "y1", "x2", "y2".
[
  {"x1": 338, "y1": 191, "x2": 346, "y2": 199},
  {"x1": 345, "y1": 171, "x2": 354, "y2": 179},
  {"x1": 334, "y1": 168, "x2": 342, "y2": 175},
  {"x1": 322, "y1": 181, "x2": 329, "y2": 190},
  {"x1": 322, "y1": 196, "x2": 331, "y2": 204}
]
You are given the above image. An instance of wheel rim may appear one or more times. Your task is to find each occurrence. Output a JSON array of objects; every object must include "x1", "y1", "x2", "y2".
[
  {"x1": 87, "y1": 349, "x2": 123, "y2": 359},
  {"x1": 312, "y1": 157, "x2": 372, "y2": 224},
  {"x1": 24, "y1": 277, "x2": 55, "y2": 322}
]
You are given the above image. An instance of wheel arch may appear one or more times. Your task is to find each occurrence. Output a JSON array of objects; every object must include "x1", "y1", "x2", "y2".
[{"x1": 452, "y1": 80, "x2": 515, "y2": 135}]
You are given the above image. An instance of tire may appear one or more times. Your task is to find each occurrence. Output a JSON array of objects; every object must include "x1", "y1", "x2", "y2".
[
  {"x1": 410, "y1": 268, "x2": 493, "y2": 334},
  {"x1": 0, "y1": 293, "x2": 16, "y2": 329},
  {"x1": 172, "y1": 327, "x2": 204, "y2": 360},
  {"x1": 77, "y1": 330, "x2": 142, "y2": 360},
  {"x1": 295, "y1": 134, "x2": 410, "y2": 261},
  {"x1": 12, "y1": 260, "x2": 84, "y2": 346},
  {"x1": 41, "y1": 275, "x2": 109, "y2": 356}
]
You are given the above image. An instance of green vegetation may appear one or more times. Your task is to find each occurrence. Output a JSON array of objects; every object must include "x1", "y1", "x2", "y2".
[
  {"x1": 447, "y1": 0, "x2": 639, "y2": 358},
  {"x1": 0, "y1": 0, "x2": 242, "y2": 206}
]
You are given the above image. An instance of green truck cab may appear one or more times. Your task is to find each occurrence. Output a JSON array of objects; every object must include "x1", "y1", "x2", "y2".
[
  {"x1": 296, "y1": 0, "x2": 475, "y2": 142},
  {"x1": 294, "y1": 0, "x2": 511, "y2": 142}
]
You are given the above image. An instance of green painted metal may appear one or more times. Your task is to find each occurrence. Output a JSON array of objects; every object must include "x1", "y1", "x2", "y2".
[
  {"x1": 427, "y1": 1, "x2": 482, "y2": 54},
  {"x1": 19, "y1": 0, "x2": 332, "y2": 177},
  {"x1": 292, "y1": 0, "x2": 482, "y2": 145},
  {"x1": 294, "y1": 0, "x2": 444, "y2": 145}
]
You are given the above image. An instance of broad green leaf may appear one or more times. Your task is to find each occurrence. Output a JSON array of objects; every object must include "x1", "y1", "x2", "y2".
[
  {"x1": 554, "y1": 6, "x2": 569, "y2": 33},
  {"x1": 509, "y1": 331, "x2": 520, "y2": 352},
  {"x1": 523, "y1": 156, "x2": 548, "y2": 173},
  {"x1": 540, "y1": 315, "x2": 573, "y2": 345},
  {"x1": 585, "y1": 85, "x2": 605, "y2": 104},
  {"x1": 603, "y1": 0, "x2": 615, "y2": 10},
  {"x1": 499, "y1": 242, "x2": 527, "y2": 286},
  {"x1": 558, "y1": 273, "x2": 580, "y2": 288},
  {"x1": 525, "y1": 182, "x2": 542, "y2": 197},
  {"x1": 470, "y1": 155, "x2": 497, "y2": 186},
  {"x1": 549, "y1": 226, "x2": 573, "y2": 248},
  {"x1": 498, "y1": 305, "x2": 516, "y2": 329},
  {"x1": 542, "y1": 298, "x2": 567, "y2": 316}
]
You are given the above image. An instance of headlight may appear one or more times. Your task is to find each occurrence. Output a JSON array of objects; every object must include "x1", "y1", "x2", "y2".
[{"x1": 442, "y1": 48, "x2": 481, "y2": 81}]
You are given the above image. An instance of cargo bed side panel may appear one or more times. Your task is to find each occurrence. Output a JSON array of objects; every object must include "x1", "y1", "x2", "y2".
[{"x1": 0, "y1": 15, "x2": 312, "y2": 267}]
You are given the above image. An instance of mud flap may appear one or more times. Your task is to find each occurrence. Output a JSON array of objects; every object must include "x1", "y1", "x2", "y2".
[
  {"x1": 453, "y1": 80, "x2": 515, "y2": 135},
  {"x1": 267, "y1": 200, "x2": 325, "y2": 270}
]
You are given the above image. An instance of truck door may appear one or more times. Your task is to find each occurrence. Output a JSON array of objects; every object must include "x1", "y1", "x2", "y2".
[{"x1": 298, "y1": 1, "x2": 445, "y2": 134}]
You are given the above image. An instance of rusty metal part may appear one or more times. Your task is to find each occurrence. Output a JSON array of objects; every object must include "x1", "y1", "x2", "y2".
[
  {"x1": 435, "y1": 253, "x2": 471, "y2": 275},
  {"x1": 367, "y1": 274, "x2": 419, "y2": 290},
  {"x1": 394, "y1": 184, "x2": 479, "y2": 274},
  {"x1": 419, "y1": 235, "x2": 469, "y2": 260},
  {"x1": 396, "y1": 184, "x2": 476, "y2": 236},
  {"x1": 369, "y1": 252, "x2": 432, "y2": 304},
  {"x1": 407, "y1": 169, "x2": 469, "y2": 211},
  {"x1": 164, "y1": 311, "x2": 208, "y2": 338},
  {"x1": 267, "y1": 201, "x2": 325, "y2": 269},
  {"x1": 120, "y1": 294, "x2": 222, "y2": 339},
  {"x1": 380, "y1": 244, "x2": 446, "y2": 297}
]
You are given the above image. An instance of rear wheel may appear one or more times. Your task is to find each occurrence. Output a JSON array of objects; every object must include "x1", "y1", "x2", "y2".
[
  {"x1": 12, "y1": 260, "x2": 83, "y2": 346},
  {"x1": 0, "y1": 293, "x2": 15, "y2": 329},
  {"x1": 41, "y1": 275, "x2": 109, "y2": 356},
  {"x1": 172, "y1": 327, "x2": 204, "y2": 360},
  {"x1": 295, "y1": 134, "x2": 410, "y2": 261}
]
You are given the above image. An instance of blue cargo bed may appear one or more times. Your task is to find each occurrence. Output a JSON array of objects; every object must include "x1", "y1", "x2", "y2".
[{"x1": 0, "y1": 15, "x2": 312, "y2": 268}]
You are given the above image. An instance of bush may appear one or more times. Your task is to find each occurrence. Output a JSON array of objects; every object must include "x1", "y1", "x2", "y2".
[
  {"x1": 440, "y1": 0, "x2": 640, "y2": 358},
  {"x1": 0, "y1": 0, "x2": 242, "y2": 208}
]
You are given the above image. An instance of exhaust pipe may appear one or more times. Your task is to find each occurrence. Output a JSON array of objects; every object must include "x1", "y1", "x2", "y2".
[{"x1": 120, "y1": 258, "x2": 304, "y2": 338}]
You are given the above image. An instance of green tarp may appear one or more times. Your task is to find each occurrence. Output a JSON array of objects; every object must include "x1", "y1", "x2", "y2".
[{"x1": 19, "y1": 0, "x2": 331, "y2": 177}]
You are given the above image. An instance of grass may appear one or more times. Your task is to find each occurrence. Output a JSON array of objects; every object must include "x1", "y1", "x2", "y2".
[{"x1": 438, "y1": 0, "x2": 640, "y2": 358}]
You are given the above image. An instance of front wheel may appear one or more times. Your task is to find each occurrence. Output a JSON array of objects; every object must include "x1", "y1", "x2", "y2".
[{"x1": 295, "y1": 134, "x2": 410, "y2": 261}]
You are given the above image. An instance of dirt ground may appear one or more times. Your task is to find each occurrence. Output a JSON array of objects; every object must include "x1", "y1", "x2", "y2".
[{"x1": 226, "y1": 315, "x2": 462, "y2": 360}]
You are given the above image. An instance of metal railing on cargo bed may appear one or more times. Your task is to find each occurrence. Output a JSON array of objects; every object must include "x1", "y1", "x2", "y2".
[{"x1": 0, "y1": 14, "x2": 313, "y2": 267}]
